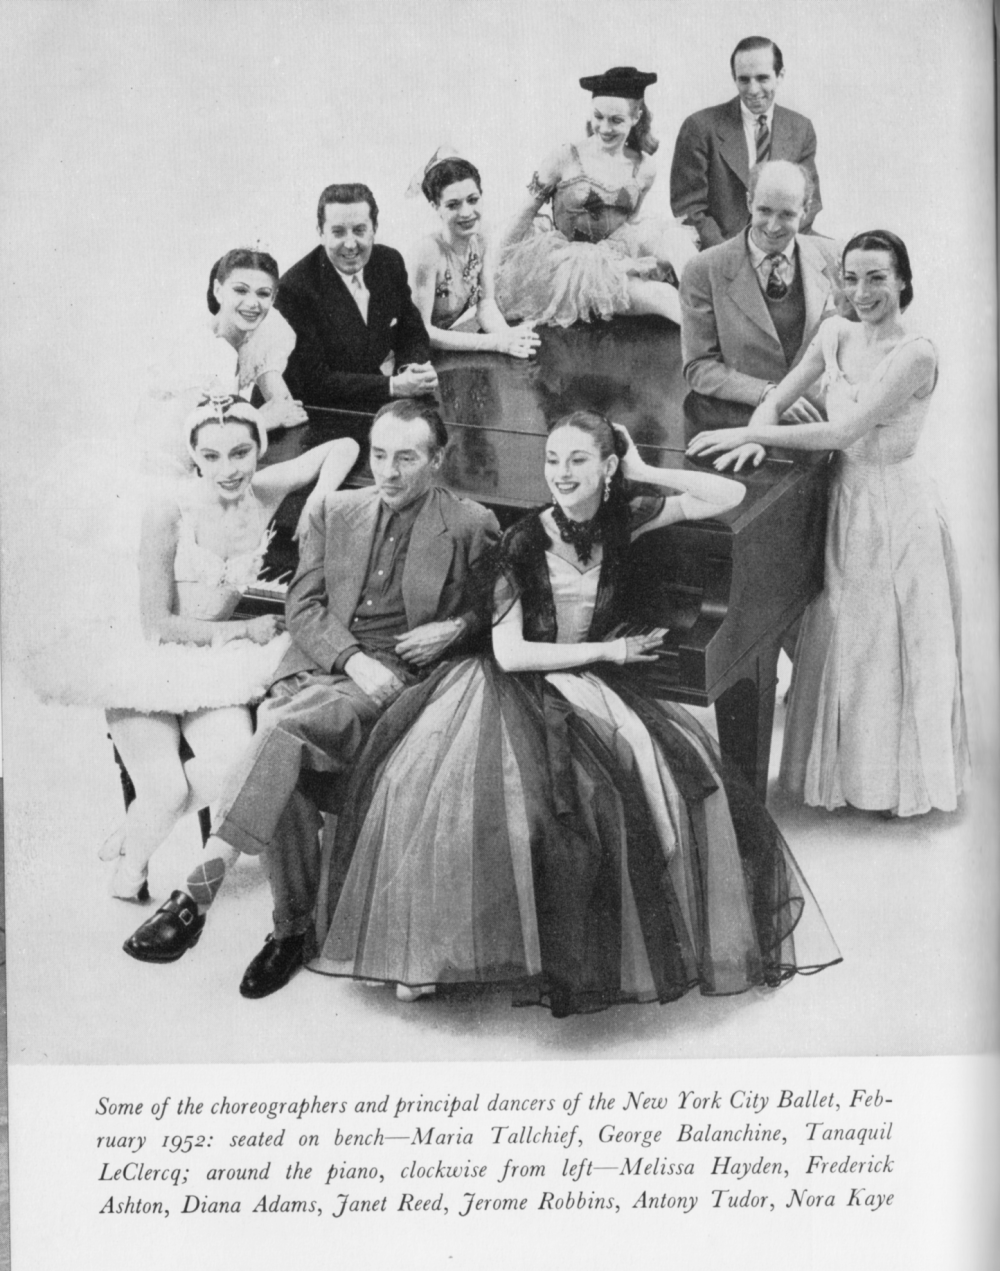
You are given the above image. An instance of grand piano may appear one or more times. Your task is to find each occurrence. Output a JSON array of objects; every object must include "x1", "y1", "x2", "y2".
[{"x1": 259, "y1": 317, "x2": 828, "y2": 798}]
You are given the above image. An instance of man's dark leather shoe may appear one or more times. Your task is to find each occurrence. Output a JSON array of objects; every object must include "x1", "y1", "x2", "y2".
[
  {"x1": 123, "y1": 891, "x2": 205, "y2": 963},
  {"x1": 239, "y1": 933, "x2": 307, "y2": 999}
]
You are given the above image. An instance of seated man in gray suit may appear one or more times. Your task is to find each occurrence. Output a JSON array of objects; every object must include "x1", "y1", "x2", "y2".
[
  {"x1": 125, "y1": 398, "x2": 499, "y2": 996},
  {"x1": 680, "y1": 160, "x2": 840, "y2": 425},
  {"x1": 671, "y1": 36, "x2": 821, "y2": 248}
]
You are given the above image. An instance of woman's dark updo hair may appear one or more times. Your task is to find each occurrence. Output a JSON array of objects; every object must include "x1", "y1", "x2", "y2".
[
  {"x1": 422, "y1": 157, "x2": 483, "y2": 205},
  {"x1": 206, "y1": 248, "x2": 280, "y2": 314},
  {"x1": 585, "y1": 99, "x2": 659, "y2": 155},
  {"x1": 842, "y1": 230, "x2": 914, "y2": 311},
  {"x1": 547, "y1": 409, "x2": 629, "y2": 507}
]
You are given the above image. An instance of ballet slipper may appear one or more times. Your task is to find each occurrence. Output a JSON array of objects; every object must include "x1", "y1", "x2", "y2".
[
  {"x1": 98, "y1": 821, "x2": 127, "y2": 862},
  {"x1": 110, "y1": 857, "x2": 150, "y2": 904},
  {"x1": 396, "y1": 984, "x2": 437, "y2": 1002}
]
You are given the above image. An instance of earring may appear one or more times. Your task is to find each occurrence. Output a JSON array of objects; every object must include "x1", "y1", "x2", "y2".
[{"x1": 603, "y1": 473, "x2": 612, "y2": 503}]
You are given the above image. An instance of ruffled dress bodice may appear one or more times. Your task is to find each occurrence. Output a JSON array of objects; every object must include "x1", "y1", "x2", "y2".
[
  {"x1": 174, "y1": 491, "x2": 273, "y2": 594},
  {"x1": 30, "y1": 480, "x2": 289, "y2": 715},
  {"x1": 496, "y1": 143, "x2": 696, "y2": 327},
  {"x1": 550, "y1": 145, "x2": 644, "y2": 242}
]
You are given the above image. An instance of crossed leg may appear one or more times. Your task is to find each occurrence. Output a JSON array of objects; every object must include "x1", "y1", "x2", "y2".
[{"x1": 106, "y1": 705, "x2": 252, "y2": 900}]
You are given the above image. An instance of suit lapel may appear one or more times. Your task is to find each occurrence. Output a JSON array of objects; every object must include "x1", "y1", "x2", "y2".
[
  {"x1": 769, "y1": 105, "x2": 793, "y2": 160},
  {"x1": 318, "y1": 252, "x2": 368, "y2": 357},
  {"x1": 363, "y1": 250, "x2": 387, "y2": 361},
  {"x1": 402, "y1": 490, "x2": 452, "y2": 627},
  {"x1": 797, "y1": 237, "x2": 834, "y2": 338},
  {"x1": 330, "y1": 493, "x2": 380, "y2": 623},
  {"x1": 717, "y1": 98, "x2": 750, "y2": 186},
  {"x1": 725, "y1": 238, "x2": 777, "y2": 340}
]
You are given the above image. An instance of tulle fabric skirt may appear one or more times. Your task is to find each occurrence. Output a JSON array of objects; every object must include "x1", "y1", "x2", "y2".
[
  {"x1": 495, "y1": 218, "x2": 697, "y2": 328},
  {"x1": 27, "y1": 619, "x2": 290, "y2": 715},
  {"x1": 312, "y1": 657, "x2": 840, "y2": 1017},
  {"x1": 781, "y1": 454, "x2": 969, "y2": 815}
]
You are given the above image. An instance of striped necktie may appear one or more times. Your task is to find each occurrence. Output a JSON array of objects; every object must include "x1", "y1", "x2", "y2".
[{"x1": 755, "y1": 113, "x2": 771, "y2": 164}]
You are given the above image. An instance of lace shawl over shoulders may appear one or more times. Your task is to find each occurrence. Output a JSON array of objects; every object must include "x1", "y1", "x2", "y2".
[{"x1": 484, "y1": 498, "x2": 651, "y2": 643}]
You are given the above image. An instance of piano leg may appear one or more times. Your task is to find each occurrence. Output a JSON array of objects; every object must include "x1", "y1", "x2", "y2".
[{"x1": 714, "y1": 639, "x2": 780, "y2": 801}]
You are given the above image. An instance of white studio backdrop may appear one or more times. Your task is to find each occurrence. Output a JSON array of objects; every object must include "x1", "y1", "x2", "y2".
[{"x1": 0, "y1": 0, "x2": 995, "y2": 973}]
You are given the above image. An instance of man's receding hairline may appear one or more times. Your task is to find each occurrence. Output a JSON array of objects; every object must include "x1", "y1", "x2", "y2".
[{"x1": 371, "y1": 412, "x2": 437, "y2": 448}]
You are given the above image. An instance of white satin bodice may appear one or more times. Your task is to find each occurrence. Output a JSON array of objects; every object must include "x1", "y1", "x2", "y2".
[{"x1": 546, "y1": 551, "x2": 601, "y2": 643}]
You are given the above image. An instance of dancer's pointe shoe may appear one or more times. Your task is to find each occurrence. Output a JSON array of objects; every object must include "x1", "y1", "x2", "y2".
[
  {"x1": 123, "y1": 891, "x2": 204, "y2": 962},
  {"x1": 98, "y1": 822, "x2": 127, "y2": 862},
  {"x1": 110, "y1": 857, "x2": 150, "y2": 904},
  {"x1": 396, "y1": 983, "x2": 437, "y2": 1002}
]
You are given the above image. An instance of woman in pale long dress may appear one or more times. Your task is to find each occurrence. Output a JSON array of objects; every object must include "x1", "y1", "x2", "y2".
[
  {"x1": 495, "y1": 66, "x2": 697, "y2": 328},
  {"x1": 687, "y1": 230, "x2": 968, "y2": 816},
  {"x1": 407, "y1": 151, "x2": 540, "y2": 358},
  {"x1": 139, "y1": 247, "x2": 308, "y2": 477},
  {"x1": 311, "y1": 411, "x2": 840, "y2": 1016}
]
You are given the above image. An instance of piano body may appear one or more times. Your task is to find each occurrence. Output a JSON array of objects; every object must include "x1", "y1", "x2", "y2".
[{"x1": 260, "y1": 317, "x2": 828, "y2": 798}]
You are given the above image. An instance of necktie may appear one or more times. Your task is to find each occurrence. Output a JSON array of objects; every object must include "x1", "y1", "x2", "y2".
[
  {"x1": 765, "y1": 253, "x2": 788, "y2": 300},
  {"x1": 755, "y1": 113, "x2": 770, "y2": 164},
  {"x1": 349, "y1": 273, "x2": 367, "y2": 322}
]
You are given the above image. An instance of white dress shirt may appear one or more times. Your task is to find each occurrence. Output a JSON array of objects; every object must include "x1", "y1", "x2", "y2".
[
  {"x1": 741, "y1": 101, "x2": 775, "y2": 172},
  {"x1": 337, "y1": 267, "x2": 369, "y2": 324}
]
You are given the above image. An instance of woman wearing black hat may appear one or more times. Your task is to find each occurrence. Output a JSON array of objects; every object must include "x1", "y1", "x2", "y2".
[{"x1": 495, "y1": 67, "x2": 697, "y2": 328}]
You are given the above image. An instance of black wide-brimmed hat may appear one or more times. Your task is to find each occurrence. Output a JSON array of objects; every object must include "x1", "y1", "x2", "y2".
[{"x1": 579, "y1": 66, "x2": 657, "y2": 98}]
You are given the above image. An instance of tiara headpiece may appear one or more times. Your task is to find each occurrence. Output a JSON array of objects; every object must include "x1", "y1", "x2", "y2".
[{"x1": 185, "y1": 392, "x2": 267, "y2": 463}]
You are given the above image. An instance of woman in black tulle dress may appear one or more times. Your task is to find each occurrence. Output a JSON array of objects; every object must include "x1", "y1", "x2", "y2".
[{"x1": 310, "y1": 411, "x2": 840, "y2": 1016}]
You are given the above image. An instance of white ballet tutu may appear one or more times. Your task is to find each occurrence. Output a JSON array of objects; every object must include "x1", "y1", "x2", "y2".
[{"x1": 28, "y1": 621, "x2": 290, "y2": 715}]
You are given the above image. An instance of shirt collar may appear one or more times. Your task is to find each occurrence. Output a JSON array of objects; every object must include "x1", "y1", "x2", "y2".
[
  {"x1": 333, "y1": 262, "x2": 366, "y2": 289},
  {"x1": 740, "y1": 100, "x2": 775, "y2": 132},
  {"x1": 376, "y1": 488, "x2": 430, "y2": 531},
  {"x1": 747, "y1": 228, "x2": 796, "y2": 267}
]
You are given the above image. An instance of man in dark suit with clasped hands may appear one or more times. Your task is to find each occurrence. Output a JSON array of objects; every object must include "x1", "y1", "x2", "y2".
[
  {"x1": 276, "y1": 182, "x2": 438, "y2": 416},
  {"x1": 671, "y1": 36, "x2": 822, "y2": 248},
  {"x1": 124, "y1": 399, "x2": 499, "y2": 997}
]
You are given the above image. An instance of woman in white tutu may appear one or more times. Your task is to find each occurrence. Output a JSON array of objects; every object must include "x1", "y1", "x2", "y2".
[
  {"x1": 407, "y1": 150, "x2": 540, "y2": 358},
  {"x1": 495, "y1": 66, "x2": 697, "y2": 328},
  {"x1": 36, "y1": 396, "x2": 358, "y2": 904},
  {"x1": 139, "y1": 247, "x2": 308, "y2": 476}
]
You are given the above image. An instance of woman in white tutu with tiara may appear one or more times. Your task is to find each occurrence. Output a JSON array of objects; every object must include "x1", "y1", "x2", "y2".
[
  {"x1": 32, "y1": 395, "x2": 358, "y2": 918},
  {"x1": 496, "y1": 66, "x2": 698, "y2": 329}
]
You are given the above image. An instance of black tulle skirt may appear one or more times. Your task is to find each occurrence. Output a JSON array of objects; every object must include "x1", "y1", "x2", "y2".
[{"x1": 310, "y1": 657, "x2": 840, "y2": 1017}]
